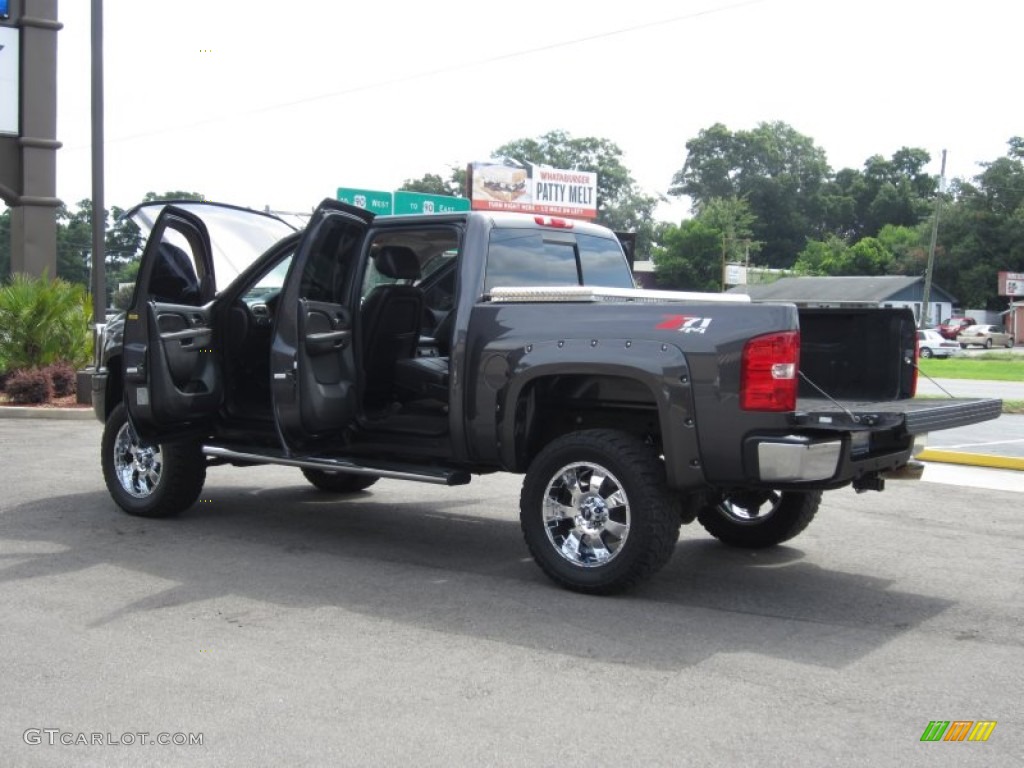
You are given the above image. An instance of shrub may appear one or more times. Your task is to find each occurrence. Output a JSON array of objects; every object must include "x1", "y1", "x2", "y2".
[
  {"x1": 0, "y1": 273, "x2": 93, "y2": 372},
  {"x1": 46, "y1": 360, "x2": 78, "y2": 397},
  {"x1": 4, "y1": 368, "x2": 53, "y2": 404}
]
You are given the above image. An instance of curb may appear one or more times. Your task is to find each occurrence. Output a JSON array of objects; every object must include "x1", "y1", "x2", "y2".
[
  {"x1": 918, "y1": 448, "x2": 1024, "y2": 472},
  {"x1": 0, "y1": 406, "x2": 95, "y2": 421}
]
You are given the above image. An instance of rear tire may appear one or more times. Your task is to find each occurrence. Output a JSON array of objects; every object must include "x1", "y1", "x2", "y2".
[
  {"x1": 101, "y1": 403, "x2": 206, "y2": 518},
  {"x1": 301, "y1": 468, "x2": 379, "y2": 493},
  {"x1": 520, "y1": 429, "x2": 680, "y2": 594},
  {"x1": 984, "y1": 339, "x2": 993, "y2": 349},
  {"x1": 697, "y1": 490, "x2": 822, "y2": 548}
]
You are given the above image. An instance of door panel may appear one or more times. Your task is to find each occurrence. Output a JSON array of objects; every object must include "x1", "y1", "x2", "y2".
[
  {"x1": 297, "y1": 299, "x2": 356, "y2": 431},
  {"x1": 271, "y1": 201, "x2": 373, "y2": 450},
  {"x1": 123, "y1": 206, "x2": 220, "y2": 440},
  {"x1": 145, "y1": 301, "x2": 221, "y2": 421}
]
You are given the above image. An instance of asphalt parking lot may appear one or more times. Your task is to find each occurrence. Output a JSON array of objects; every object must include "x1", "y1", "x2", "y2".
[{"x1": 1, "y1": 419, "x2": 1021, "y2": 767}]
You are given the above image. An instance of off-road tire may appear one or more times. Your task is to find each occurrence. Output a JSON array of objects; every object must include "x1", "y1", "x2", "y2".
[
  {"x1": 301, "y1": 469, "x2": 379, "y2": 493},
  {"x1": 520, "y1": 429, "x2": 680, "y2": 594},
  {"x1": 101, "y1": 403, "x2": 206, "y2": 518},
  {"x1": 697, "y1": 490, "x2": 822, "y2": 548}
]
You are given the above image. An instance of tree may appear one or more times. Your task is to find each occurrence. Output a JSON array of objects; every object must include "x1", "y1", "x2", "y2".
[
  {"x1": 670, "y1": 122, "x2": 832, "y2": 267},
  {"x1": 400, "y1": 168, "x2": 466, "y2": 197},
  {"x1": 822, "y1": 149, "x2": 935, "y2": 241},
  {"x1": 933, "y1": 139, "x2": 1024, "y2": 309},
  {"x1": 142, "y1": 190, "x2": 207, "y2": 202},
  {"x1": 652, "y1": 219, "x2": 722, "y2": 292}
]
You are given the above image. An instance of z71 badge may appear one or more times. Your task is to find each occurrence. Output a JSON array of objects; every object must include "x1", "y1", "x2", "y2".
[{"x1": 656, "y1": 315, "x2": 713, "y2": 333}]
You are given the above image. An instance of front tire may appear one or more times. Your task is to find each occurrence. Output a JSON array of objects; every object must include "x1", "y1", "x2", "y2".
[
  {"x1": 101, "y1": 403, "x2": 206, "y2": 518},
  {"x1": 520, "y1": 429, "x2": 680, "y2": 594},
  {"x1": 919, "y1": 347, "x2": 933, "y2": 358},
  {"x1": 697, "y1": 490, "x2": 822, "y2": 548},
  {"x1": 301, "y1": 469, "x2": 379, "y2": 493}
]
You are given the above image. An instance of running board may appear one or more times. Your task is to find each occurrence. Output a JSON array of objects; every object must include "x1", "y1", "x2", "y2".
[{"x1": 202, "y1": 445, "x2": 471, "y2": 486}]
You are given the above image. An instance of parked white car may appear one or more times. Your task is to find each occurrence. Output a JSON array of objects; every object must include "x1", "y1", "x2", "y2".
[{"x1": 917, "y1": 329, "x2": 962, "y2": 358}]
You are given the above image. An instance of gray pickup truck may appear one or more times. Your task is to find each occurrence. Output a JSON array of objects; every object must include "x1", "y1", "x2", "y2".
[{"x1": 92, "y1": 200, "x2": 1001, "y2": 593}]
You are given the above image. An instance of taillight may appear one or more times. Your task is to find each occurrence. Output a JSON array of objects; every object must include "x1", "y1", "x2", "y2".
[{"x1": 741, "y1": 331, "x2": 800, "y2": 411}]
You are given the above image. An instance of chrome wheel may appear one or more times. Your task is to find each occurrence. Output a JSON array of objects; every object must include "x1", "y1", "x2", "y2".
[
  {"x1": 112, "y1": 419, "x2": 162, "y2": 498},
  {"x1": 697, "y1": 490, "x2": 822, "y2": 548},
  {"x1": 715, "y1": 491, "x2": 783, "y2": 524},
  {"x1": 542, "y1": 461, "x2": 631, "y2": 567}
]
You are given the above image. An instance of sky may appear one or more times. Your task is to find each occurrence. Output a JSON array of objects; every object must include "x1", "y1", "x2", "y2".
[{"x1": 17, "y1": 0, "x2": 1024, "y2": 222}]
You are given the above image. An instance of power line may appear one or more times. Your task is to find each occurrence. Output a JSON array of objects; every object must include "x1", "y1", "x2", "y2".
[{"x1": 74, "y1": 0, "x2": 769, "y2": 149}]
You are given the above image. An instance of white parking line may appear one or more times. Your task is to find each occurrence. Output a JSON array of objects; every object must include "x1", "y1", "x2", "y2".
[{"x1": 920, "y1": 463, "x2": 1024, "y2": 493}]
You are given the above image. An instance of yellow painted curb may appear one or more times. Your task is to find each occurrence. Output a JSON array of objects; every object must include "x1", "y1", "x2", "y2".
[{"x1": 918, "y1": 448, "x2": 1024, "y2": 472}]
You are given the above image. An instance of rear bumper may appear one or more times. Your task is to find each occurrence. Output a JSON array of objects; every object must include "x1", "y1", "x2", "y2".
[{"x1": 751, "y1": 435, "x2": 842, "y2": 482}]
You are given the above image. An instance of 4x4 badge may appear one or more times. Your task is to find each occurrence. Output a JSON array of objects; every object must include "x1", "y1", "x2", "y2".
[{"x1": 656, "y1": 315, "x2": 712, "y2": 334}]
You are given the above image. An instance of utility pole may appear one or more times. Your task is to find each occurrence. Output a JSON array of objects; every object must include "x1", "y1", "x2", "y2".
[
  {"x1": 90, "y1": 0, "x2": 105, "y2": 323},
  {"x1": 920, "y1": 149, "x2": 946, "y2": 329}
]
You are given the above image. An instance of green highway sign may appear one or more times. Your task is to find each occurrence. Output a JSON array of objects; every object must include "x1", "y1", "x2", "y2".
[
  {"x1": 336, "y1": 187, "x2": 393, "y2": 215},
  {"x1": 393, "y1": 191, "x2": 471, "y2": 216}
]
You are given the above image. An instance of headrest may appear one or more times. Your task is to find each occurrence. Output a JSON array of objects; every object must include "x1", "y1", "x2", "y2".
[{"x1": 374, "y1": 246, "x2": 421, "y2": 280}]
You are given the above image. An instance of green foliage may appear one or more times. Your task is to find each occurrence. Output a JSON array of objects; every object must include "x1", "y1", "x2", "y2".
[
  {"x1": 652, "y1": 219, "x2": 723, "y2": 292},
  {"x1": 794, "y1": 236, "x2": 848, "y2": 275},
  {"x1": 400, "y1": 169, "x2": 466, "y2": 197},
  {"x1": 671, "y1": 122, "x2": 832, "y2": 267},
  {"x1": 142, "y1": 190, "x2": 207, "y2": 203},
  {"x1": 0, "y1": 273, "x2": 93, "y2": 373},
  {"x1": 917, "y1": 355, "x2": 1024, "y2": 382}
]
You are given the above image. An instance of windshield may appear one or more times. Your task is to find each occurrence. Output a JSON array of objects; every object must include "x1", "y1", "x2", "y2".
[{"x1": 127, "y1": 202, "x2": 299, "y2": 288}]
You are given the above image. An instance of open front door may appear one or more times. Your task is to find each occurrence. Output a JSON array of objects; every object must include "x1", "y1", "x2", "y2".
[
  {"x1": 122, "y1": 207, "x2": 221, "y2": 442},
  {"x1": 270, "y1": 200, "x2": 373, "y2": 451}
]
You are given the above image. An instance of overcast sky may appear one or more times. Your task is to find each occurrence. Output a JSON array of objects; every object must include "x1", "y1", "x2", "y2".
[{"x1": 28, "y1": 0, "x2": 1024, "y2": 221}]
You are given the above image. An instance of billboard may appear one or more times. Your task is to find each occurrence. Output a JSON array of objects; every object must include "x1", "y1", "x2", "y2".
[
  {"x1": 998, "y1": 271, "x2": 1024, "y2": 297},
  {"x1": 468, "y1": 161, "x2": 598, "y2": 219}
]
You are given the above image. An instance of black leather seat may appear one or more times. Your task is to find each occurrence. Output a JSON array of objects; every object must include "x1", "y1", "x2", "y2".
[
  {"x1": 394, "y1": 309, "x2": 454, "y2": 404},
  {"x1": 361, "y1": 246, "x2": 423, "y2": 407}
]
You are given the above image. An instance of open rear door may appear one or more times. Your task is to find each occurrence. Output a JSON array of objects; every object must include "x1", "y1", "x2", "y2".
[
  {"x1": 122, "y1": 206, "x2": 220, "y2": 441},
  {"x1": 270, "y1": 200, "x2": 374, "y2": 451}
]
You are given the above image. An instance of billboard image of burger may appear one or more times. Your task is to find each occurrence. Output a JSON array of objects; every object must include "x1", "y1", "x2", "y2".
[{"x1": 471, "y1": 161, "x2": 532, "y2": 205}]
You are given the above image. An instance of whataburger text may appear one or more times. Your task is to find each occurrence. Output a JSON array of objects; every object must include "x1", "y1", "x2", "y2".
[{"x1": 533, "y1": 169, "x2": 595, "y2": 207}]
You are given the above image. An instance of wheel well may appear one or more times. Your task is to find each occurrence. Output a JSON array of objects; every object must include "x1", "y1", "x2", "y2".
[{"x1": 514, "y1": 374, "x2": 661, "y2": 470}]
